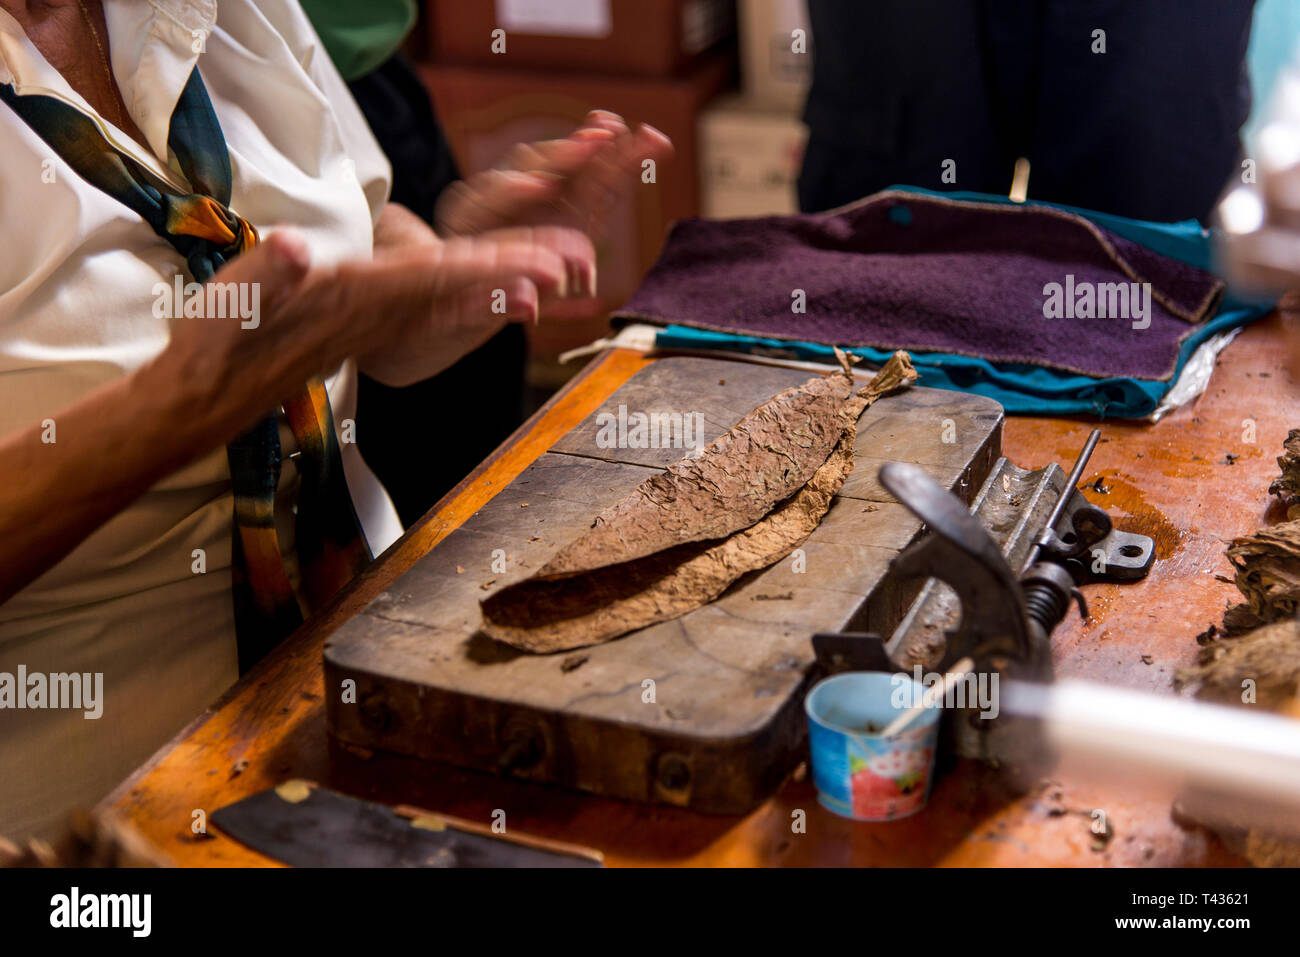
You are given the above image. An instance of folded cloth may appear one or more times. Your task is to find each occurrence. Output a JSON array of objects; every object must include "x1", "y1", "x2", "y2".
[
  {"x1": 617, "y1": 189, "x2": 1228, "y2": 381},
  {"x1": 647, "y1": 320, "x2": 1244, "y2": 419}
]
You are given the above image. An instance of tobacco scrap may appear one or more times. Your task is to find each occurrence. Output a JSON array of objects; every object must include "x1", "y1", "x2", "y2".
[
  {"x1": 1222, "y1": 519, "x2": 1300, "y2": 629},
  {"x1": 1268, "y1": 428, "x2": 1300, "y2": 500},
  {"x1": 1, "y1": 812, "x2": 171, "y2": 868},
  {"x1": 480, "y1": 351, "x2": 917, "y2": 653},
  {"x1": 1221, "y1": 603, "x2": 1264, "y2": 636},
  {"x1": 560, "y1": 654, "x2": 588, "y2": 673},
  {"x1": 1174, "y1": 610, "x2": 1300, "y2": 866},
  {"x1": 1175, "y1": 616, "x2": 1300, "y2": 710},
  {"x1": 1243, "y1": 830, "x2": 1300, "y2": 867}
]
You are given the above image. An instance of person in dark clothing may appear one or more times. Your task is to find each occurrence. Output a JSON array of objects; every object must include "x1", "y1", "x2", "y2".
[
  {"x1": 800, "y1": 0, "x2": 1256, "y2": 224},
  {"x1": 347, "y1": 54, "x2": 527, "y2": 527}
]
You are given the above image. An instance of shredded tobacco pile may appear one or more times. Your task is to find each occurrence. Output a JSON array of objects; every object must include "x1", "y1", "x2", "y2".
[
  {"x1": 1177, "y1": 504, "x2": 1300, "y2": 708},
  {"x1": 480, "y1": 350, "x2": 918, "y2": 653},
  {"x1": 1175, "y1": 430, "x2": 1300, "y2": 865}
]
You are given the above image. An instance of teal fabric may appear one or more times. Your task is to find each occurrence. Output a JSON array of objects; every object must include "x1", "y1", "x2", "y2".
[{"x1": 648, "y1": 187, "x2": 1274, "y2": 418}]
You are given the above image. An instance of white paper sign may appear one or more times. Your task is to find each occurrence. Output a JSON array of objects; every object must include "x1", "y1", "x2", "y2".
[{"x1": 496, "y1": 0, "x2": 613, "y2": 37}]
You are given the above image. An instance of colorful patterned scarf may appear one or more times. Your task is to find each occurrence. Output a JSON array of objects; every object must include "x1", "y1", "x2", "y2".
[{"x1": 2, "y1": 70, "x2": 372, "y2": 669}]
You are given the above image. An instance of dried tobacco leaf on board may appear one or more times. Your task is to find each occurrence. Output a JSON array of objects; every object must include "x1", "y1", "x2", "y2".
[
  {"x1": 482, "y1": 422, "x2": 857, "y2": 652},
  {"x1": 1268, "y1": 429, "x2": 1300, "y2": 500},
  {"x1": 1180, "y1": 459, "x2": 1300, "y2": 693},
  {"x1": 534, "y1": 349, "x2": 864, "y2": 580},
  {"x1": 481, "y1": 351, "x2": 918, "y2": 653}
]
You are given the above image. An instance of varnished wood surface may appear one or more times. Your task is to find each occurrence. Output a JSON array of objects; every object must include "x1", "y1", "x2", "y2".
[
  {"x1": 324, "y1": 357, "x2": 1002, "y2": 813},
  {"x1": 104, "y1": 313, "x2": 1299, "y2": 867}
]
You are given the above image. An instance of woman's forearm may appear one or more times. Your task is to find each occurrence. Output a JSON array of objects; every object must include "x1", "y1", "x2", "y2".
[
  {"x1": 0, "y1": 210, "x2": 596, "y2": 602},
  {"x1": 0, "y1": 355, "x2": 230, "y2": 604}
]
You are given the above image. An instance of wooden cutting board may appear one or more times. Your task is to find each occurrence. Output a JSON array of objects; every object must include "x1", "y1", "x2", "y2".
[{"x1": 325, "y1": 356, "x2": 1002, "y2": 813}]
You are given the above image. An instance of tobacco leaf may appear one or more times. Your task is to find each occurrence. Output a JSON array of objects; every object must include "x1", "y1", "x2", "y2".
[
  {"x1": 533, "y1": 349, "x2": 864, "y2": 580},
  {"x1": 1220, "y1": 602, "x2": 1264, "y2": 637},
  {"x1": 480, "y1": 351, "x2": 917, "y2": 653},
  {"x1": 1269, "y1": 429, "x2": 1300, "y2": 500},
  {"x1": 481, "y1": 418, "x2": 858, "y2": 652},
  {"x1": 849, "y1": 349, "x2": 918, "y2": 411}
]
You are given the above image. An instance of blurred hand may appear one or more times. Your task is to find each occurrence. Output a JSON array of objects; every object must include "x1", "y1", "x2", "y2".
[
  {"x1": 158, "y1": 215, "x2": 597, "y2": 434},
  {"x1": 359, "y1": 221, "x2": 597, "y2": 385},
  {"x1": 434, "y1": 110, "x2": 675, "y2": 242},
  {"x1": 0, "y1": 216, "x2": 594, "y2": 603}
]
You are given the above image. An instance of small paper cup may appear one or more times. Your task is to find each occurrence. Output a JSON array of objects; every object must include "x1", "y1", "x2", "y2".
[{"x1": 805, "y1": 671, "x2": 941, "y2": 821}]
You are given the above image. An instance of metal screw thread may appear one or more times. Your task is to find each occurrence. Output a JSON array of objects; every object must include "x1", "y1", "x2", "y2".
[{"x1": 1022, "y1": 581, "x2": 1069, "y2": 633}]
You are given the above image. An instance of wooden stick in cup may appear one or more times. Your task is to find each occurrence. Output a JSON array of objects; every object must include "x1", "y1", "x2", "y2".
[{"x1": 880, "y1": 657, "x2": 976, "y2": 737}]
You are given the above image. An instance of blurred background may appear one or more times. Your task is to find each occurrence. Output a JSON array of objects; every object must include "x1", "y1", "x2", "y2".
[
  {"x1": 407, "y1": 0, "x2": 1300, "y2": 410},
  {"x1": 409, "y1": 0, "x2": 809, "y2": 408}
]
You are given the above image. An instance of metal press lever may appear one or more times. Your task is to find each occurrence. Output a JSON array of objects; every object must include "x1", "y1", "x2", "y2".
[{"x1": 875, "y1": 461, "x2": 1036, "y2": 670}]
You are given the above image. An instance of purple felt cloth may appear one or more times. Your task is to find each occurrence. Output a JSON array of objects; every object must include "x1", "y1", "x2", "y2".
[{"x1": 616, "y1": 191, "x2": 1225, "y2": 381}]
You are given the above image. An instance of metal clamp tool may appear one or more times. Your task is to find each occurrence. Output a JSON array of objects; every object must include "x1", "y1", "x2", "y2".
[
  {"x1": 813, "y1": 429, "x2": 1155, "y2": 770},
  {"x1": 812, "y1": 432, "x2": 1300, "y2": 826}
]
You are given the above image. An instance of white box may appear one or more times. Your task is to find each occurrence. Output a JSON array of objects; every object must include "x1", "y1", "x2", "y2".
[
  {"x1": 738, "y1": 0, "x2": 812, "y2": 112},
  {"x1": 699, "y1": 95, "x2": 809, "y2": 218}
]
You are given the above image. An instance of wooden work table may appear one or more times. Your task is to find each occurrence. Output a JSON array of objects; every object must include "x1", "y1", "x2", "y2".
[{"x1": 105, "y1": 312, "x2": 1298, "y2": 866}]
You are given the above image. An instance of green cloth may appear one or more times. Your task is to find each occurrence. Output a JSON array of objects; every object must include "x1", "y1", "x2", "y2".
[{"x1": 299, "y1": 0, "x2": 418, "y2": 80}]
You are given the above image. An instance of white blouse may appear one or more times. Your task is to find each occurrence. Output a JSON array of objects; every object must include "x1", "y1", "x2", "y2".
[{"x1": 0, "y1": 0, "x2": 403, "y2": 838}]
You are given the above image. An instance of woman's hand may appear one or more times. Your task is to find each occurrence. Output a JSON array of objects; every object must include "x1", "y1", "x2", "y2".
[
  {"x1": 159, "y1": 217, "x2": 595, "y2": 436},
  {"x1": 0, "y1": 220, "x2": 596, "y2": 602},
  {"x1": 359, "y1": 209, "x2": 598, "y2": 385},
  {"x1": 434, "y1": 110, "x2": 674, "y2": 240}
]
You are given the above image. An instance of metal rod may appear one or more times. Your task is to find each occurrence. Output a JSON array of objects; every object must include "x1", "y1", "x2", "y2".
[{"x1": 1033, "y1": 428, "x2": 1101, "y2": 558}]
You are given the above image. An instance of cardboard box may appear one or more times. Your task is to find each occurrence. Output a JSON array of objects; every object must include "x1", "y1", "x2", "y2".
[
  {"x1": 737, "y1": 0, "x2": 811, "y2": 111},
  {"x1": 420, "y1": 54, "x2": 736, "y2": 367},
  {"x1": 427, "y1": 0, "x2": 736, "y2": 77},
  {"x1": 699, "y1": 94, "x2": 807, "y2": 218}
]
